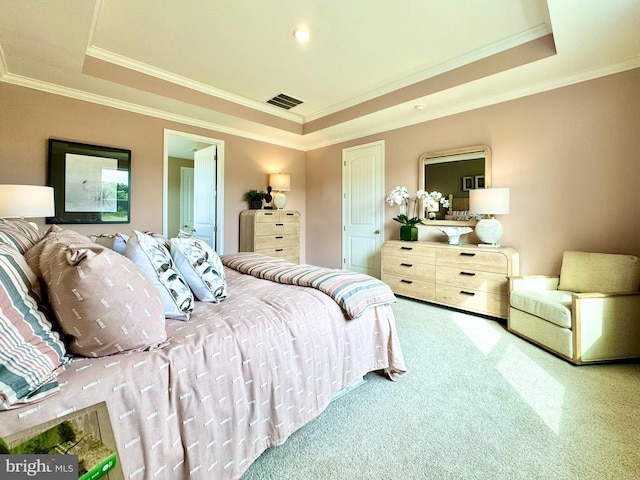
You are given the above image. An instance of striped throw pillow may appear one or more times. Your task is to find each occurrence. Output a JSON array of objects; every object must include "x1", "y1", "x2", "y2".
[{"x1": 0, "y1": 244, "x2": 69, "y2": 410}]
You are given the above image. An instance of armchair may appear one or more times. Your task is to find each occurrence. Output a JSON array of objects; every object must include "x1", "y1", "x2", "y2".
[{"x1": 508, "y1": 251, "x2": 640, "y2": 364}]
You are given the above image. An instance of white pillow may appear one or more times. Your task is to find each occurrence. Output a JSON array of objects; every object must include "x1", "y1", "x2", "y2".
[
  {"x1": 170, "y1": 235, "x2": 227, "y2": 302},
  {"x1": 124, "y1": 230, "x2": 194, "y2": 320}
]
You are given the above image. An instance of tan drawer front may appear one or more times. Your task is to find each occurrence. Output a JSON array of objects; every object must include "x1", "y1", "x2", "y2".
[
  {"x1": 383, "y1": 262, "x2": 435, "y2": 283},
  {"x1": 436, "y1": 285, "x2": 506, "y2": 318},
  {"x1": 255, "y1": 234, "x2": 299, "y2": 249},
  {"x1": 255, "y1": 211, "x2": 300, "y2": 223},
  {"x1": 256, "y1": 244, "x2": 299, "y2": 258},
  {"x1": 382, "y1": 242, "x2": 435, "y2": 263},
  {"x1": 255, "y1": 222, "x2": 299, "y2": 236},
  {"x1": 436, "y1": 266, "x2": 508, "y2": 295},
  {"x1": 383, "y1": 274, "x2": 435, "y2": 302},
  {"x1": 436, "y1": 249, "x2": 508, "y2": 273}
]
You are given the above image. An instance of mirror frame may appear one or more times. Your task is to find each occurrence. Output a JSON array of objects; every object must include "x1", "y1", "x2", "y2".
[{"x1": 418, "y1": 144, "x2": 491, "y2": 226}]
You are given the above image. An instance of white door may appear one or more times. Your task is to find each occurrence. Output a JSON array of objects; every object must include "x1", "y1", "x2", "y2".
[
  {"x1": 194, "y1": 145, "x2": 217, "y2": 248},
  {"x1": 342, "y1": 141, "x2": 385, "y2": 277},
  {"x1": 180, "y1": 167, "x2": 194, "y2": 233}
]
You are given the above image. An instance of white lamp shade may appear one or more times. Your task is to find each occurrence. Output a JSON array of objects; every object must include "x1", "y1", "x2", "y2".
[
  {"x1": 469, "y1": 188, "x2": 510, "y2": 215},
  {"x1": 269, "y1": 173, "x2": 290, "y2": 192},
  {"x1": 0, "y1": 185, "x2": 55, "y2": 218}
]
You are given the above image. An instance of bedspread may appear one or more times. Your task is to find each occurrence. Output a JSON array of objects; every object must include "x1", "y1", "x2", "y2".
[
  {"x1": 0, "y1": 266, "x2": 406, "y2": 480},
  {"x1": 221, "y1": 252, "x2": 397, "y2": 319}
]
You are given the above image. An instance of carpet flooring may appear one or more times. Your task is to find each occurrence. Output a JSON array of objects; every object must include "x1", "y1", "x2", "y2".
[{"x1": 241, "y1": 297, "x2": 640, "y2": 480}]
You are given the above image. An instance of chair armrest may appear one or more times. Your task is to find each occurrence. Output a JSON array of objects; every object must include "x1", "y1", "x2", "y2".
[
  {"x1": 572, "y1": 292, "x2": 640, "y2": 362},
  {"x1": 509, "y1": 275, "x2": 560, "y2": 293}
]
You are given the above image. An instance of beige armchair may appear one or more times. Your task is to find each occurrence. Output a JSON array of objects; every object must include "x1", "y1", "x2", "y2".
[{"x1": 508, "y1": 251, "x2": 640, "y2": 365}]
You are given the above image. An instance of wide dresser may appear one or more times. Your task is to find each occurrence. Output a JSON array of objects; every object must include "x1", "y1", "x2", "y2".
[
  {"x1": 240, "y1": 210, "x2": 300, "y2": 263},
  {"x1": 381, "y1": 240, "x2": 519, "y2": 318}
]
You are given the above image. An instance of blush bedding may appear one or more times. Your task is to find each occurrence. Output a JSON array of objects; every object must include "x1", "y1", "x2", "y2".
[{"x1": 0, "y1": 262, "x2": 406, "y2": 479}]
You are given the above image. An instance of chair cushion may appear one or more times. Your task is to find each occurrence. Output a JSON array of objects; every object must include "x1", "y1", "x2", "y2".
[
  {"x1": 558, "y1": 251, "x2": 640, "y2": 293},
  {"x1": 510, "y1": 289, "x2": 573, "y2": 328}
]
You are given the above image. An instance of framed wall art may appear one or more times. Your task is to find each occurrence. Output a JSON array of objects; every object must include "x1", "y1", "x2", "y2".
[
  {"x1": 462, "y1": 175, "x2": 474, "y2": 192},
  {"x1": 47, "y1": 139, "x2": 131, "y2": 224},
  {"x1": 474, "y1": 175, "x2": 485, "y2": 189}
]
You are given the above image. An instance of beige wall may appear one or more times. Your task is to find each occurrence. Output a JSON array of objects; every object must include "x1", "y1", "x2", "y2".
[
  {"x1": 2, "y1": 68, "x2": 639, "y2": 275},
  {"x1": 0, "y1": 83, "x2": 306, "y2": 258},
  {"x1": 306, "y1": 68, "x2": 640, "y2": 274}
]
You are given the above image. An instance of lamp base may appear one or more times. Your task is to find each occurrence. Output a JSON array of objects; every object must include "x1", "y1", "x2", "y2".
[
  {"x1": 474, "y1": 217, "x2": 504, "y2": 247},
  {"x1": 273, "y1": 192, "x2": 287, "y2": 210}
]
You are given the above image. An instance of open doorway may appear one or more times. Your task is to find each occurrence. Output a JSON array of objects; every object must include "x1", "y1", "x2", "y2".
[{"x1": 163, "y1": 129, "x2": 225, "y2": 252}]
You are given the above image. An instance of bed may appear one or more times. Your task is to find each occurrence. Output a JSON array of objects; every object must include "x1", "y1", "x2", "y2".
[{"x1": 0, "y1": 222, "x2": 406, "y2": 480}]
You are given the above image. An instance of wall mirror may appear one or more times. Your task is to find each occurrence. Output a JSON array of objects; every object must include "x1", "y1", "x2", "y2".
[{"x1": 418, "y1": 145, "x2": 491, "y2": 226}]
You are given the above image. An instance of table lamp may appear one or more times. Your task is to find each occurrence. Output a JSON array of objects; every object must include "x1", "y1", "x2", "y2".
[
  {"x1": 469, "y1": 187, "x2": 509, "y2": 247},
  {"x1": 268, "y1": 173, "x2": 290, "y2": 210},
  {"x1": 0, "y1": 184, "x2": 55, "y2": 229}
]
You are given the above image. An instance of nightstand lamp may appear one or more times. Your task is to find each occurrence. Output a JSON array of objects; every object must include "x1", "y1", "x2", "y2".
[
  {"x1": 0, "y1": 184, "x2": 55, "y2": 229},
  {"x1": 469, "y1": 187, "x2": 509, "y2": 247},
  {"x1": 268, "y1": 173, "x2": 290, "y2": 210}
]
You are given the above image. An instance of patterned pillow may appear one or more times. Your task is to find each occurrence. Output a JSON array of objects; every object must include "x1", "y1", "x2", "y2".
[
  {"x1": 0, "y1": 218, "x2": 42, "y2": 254},
  {"x1": 170, "y1": 235, "x2": 227, "y2": 302},
  {"x1": 0, "y1": 244, "x2": 69, "y2": 410},
  {"x1": 90, "y1": 233, "x2": 129, "y2": 255},
  {"x1": 36, "y1": 240, "x2": 168, "y2": 357},
  {"x1": 125, "y1": 230, "x2": 194, "y2": 320}
]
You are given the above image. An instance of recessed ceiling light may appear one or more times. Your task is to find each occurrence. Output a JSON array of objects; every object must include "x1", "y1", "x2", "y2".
[
  {"x1": 414, "y1": 104, "x2": 425, "y2": 111},
  {"x1": 293, "y1": 27, "x2": 311, "y2": 44}
]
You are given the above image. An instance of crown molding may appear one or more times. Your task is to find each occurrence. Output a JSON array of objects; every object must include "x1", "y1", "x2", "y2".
[
  {"x1": 300, "y1": 54, "x2": 640, "y2": 151},
  {"x1": 85, "y1": 46, "x2": 304, "y2": 125},
  {"x1": 0, "y1": 72, "x2": 305, "y2": 150},
  {"x1": 303, "y1": 23, "x2": 554, "y2": 122},
  {"x1": 2, "y1": 53, "x2": 638, "y2": 153}
]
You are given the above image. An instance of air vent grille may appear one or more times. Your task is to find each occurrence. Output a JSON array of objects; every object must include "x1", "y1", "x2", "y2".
[{"x1": 266, "y1": 93, "x2": 303, "y2": 110}]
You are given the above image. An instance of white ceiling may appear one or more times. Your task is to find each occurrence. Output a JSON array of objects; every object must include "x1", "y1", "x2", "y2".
[{"x1": 1, "y1": 0, "x2": 639, "y2": 152}]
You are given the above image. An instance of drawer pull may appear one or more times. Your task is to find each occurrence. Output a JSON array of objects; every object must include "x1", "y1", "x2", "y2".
[
  {"x1": 460, "y1": 252, "x2": 476, "y2": 257},
  {"x1": 400, "y1": 279, "x2": 413, "y2": 284},
  {"x1": 400, "y1": 263, "x2": 413, "y2": 267},
  {"x1": 275, "y1": 236, "x2": 284, "y2": 239},
  {"x1": 275, "y1": 223, "x2": 284, "y2": 226},
  {"x1": 275, "y1": 248, "x2": 284, "y2": 252},
  {"x1": 460, "y1": 290, "x2": 475, "y2": 296},
  {"x1": 459, "y1": 271, "x2": 476, "y2": 276},
  {"x1": 400, "y1": 247, "x2": 413, "y2": 251}
]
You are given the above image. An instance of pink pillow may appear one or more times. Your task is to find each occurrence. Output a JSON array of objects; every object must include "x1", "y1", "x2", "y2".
[{"x1": 27, "y1": 228, "x2": 168, "y2": 357}]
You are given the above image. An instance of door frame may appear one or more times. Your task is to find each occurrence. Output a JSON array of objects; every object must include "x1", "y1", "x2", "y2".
[{"x1": 163, "y1": 129, "x2": 225, "y2": 252}]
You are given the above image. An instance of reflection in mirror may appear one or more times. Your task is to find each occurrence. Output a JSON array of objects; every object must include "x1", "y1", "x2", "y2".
[{"x1": 419, "y1": 145, "x2": 491, "y2": 225}]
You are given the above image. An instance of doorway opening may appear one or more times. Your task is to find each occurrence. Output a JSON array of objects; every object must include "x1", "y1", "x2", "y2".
[{"x1": 163, "y1": 129, "x2": 225, "y2": 252}]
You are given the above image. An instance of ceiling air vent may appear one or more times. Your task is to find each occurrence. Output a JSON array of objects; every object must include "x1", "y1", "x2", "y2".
[{"x1": 266, "y1": 93, "x2": 303, "y2": 110}]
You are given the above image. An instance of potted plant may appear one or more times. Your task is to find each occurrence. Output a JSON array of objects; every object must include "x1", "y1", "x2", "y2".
[
  {"x1": 244, "y1": 189, "x2": 267, "y2": 209},
  {"x1": 385, "y1": 186, "x2": 449, "y2": 241}
]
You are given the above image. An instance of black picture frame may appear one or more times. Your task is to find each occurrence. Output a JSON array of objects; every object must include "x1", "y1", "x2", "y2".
[
  {"x1": 47, "y1": 139, "x2": 131, "y2": 224},
  {"x1": 462, "y1": 176, "x2": 474, "y2": 192},
  {"x1": 474, "y1": 175, "x2": 485, "y2": 189}
]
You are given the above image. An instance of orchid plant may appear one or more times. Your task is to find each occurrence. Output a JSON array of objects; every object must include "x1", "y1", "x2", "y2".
[{"x1": 386, "y1": 186, "x2": 450, "y2": 226}]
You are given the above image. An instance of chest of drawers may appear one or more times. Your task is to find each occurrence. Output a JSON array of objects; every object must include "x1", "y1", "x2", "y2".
[
  {"x1": 381, "y1": 240, "x2": 519, "y2": 318},
  {"x1": 239, "y1": 210, "x2": 300, "y2": 263}
]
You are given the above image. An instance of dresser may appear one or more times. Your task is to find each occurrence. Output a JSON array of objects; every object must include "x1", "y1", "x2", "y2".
[
  {"x1": 239, "y1": 210, "x2": 300, "y2": 263},
  {"x1": 381, "y1": 240, "x2": 519, "y2": 318}
]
